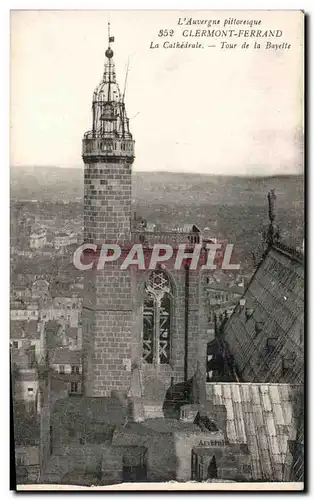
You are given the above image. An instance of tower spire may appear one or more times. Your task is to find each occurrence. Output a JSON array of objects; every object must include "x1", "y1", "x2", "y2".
[
  {"x1": 84, "y1": 26, "x2": 133, "y2": 141},
  {"x1": 265, "y1": 189, "x2": 280, "y2": 247}
]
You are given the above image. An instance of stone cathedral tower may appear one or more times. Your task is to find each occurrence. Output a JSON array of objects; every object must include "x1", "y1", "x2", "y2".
[
  {"x1": 81, "y1": 28, "x2": 211, "y2": 401},
  {"x1": 82, "y1": 30, "x2": 135, "y2": 396}
]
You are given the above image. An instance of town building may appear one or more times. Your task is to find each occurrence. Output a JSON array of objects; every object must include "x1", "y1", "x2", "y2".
[
  {"x1": 11, "y1": 206, "x2": 34, "y2": 249},
  {"x1": 54, "y1": 232, "x2": 77, "y2": 250},
  {"x1": 13, "y1": 368, "x2": 40, "y2": 413},
  {"x1": 41, "y1": 297, "x2": 81, "y2": 329},
  {"x1": 11, "y1": 326, "x2": 41, "y2": 483},
  {"x1": 32, "y1": 279, "x2": 50, "y2": 300},
  {"x1": 10, "y1": 320, "x2": 41, "y2": 359},
  {"x1": 10, "y1": 300, "x2": 39, "y2": 322},
  {"x1": 13, "y1": 395, "x2": 40, "y2": 484},
  {"x1": 205, "y1": 281, "x2": 244, "y2": 337},
  {"x1": 11, "y1": 338, "x2": 40, "y2": 415},
  {"x1": 50, "y1": 348, "x2": 83, "y2": 395},
  {"x1": 29, "y1": 229, "x2": 47, "y2": 249},
  {"x1": 15, "y1": 445, "x2": 40, "y2": 485},
  {"x1": 11, "y1": 286, "x2": 32, "y2": 300}
]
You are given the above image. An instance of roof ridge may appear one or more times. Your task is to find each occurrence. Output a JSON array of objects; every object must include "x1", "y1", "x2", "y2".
[{"x1": 272, "y1": 242, "x2": 304, "y2": 263}]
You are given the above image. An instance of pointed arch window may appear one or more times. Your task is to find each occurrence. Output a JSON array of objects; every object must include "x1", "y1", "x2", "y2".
[{"x1": 143, "y1": 270, "x2": 172, "y2": 365}]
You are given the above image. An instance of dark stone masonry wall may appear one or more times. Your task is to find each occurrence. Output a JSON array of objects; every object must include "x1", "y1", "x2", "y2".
[
  {"x1": 84, "y1": 162, "x2": 132, "y2": 244},
  {"x1": 83, "y1": 263, "x2": 133, "y2": 397}
]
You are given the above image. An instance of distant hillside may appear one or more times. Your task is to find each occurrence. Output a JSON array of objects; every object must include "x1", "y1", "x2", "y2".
[
  {"x1": 10, "y1": 166, "x2": 304, "y2": 208},
  {"x1": 10, "y1": 166, "x2": 304, "y2": 270},
  {"x1": 132, "y1": 171, "x2": 304, "y2": 209},
  {"x1": 10, "y1": 166, "x2": 84, "y2": 202}
]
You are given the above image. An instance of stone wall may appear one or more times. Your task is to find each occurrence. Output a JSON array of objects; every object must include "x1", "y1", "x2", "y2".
[
  {"x1": 83, "y1": 159, "x2": 134, "y2": 397},
  {"x1": 42, "y1": 443, "x2": 115, "y2": 484},
  {"x1": 84, "y1": 162, "x2": 132, "y2": 245},
  {"x1": 50, "y1": 395, "x2": 127, "y2": 451},
  {"x1": 83, "y1": 261, "x2": 133, "y2": 397},
  {"x1": 112, "y1": 429, "x2": 177, "y2": 482}
]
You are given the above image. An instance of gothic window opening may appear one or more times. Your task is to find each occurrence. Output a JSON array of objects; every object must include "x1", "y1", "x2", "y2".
[
  {"x1": 159, "y1": 292, "x2": 171, "y2": 364},
  {"x1": 143, "y1": 270, "x2": 173, "y2": 365},
  {"x1": 143, "y1": 295, "x2": 154, "y2": 364},
  {"x1": 70, "y1": 382, "x2": 80, "y2": 394}
]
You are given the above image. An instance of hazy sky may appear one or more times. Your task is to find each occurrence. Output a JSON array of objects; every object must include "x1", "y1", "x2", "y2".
[{"x1": 10, "y1": 10, "x2": 304, "y2": 175}]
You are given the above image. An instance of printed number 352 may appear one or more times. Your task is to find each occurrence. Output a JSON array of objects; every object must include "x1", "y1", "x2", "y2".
[{"x1": 158, "y1": 29, "x2": 175, "y2": 37}]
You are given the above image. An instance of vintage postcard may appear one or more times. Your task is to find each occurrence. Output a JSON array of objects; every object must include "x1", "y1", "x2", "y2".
[{"x1": 10, "y1": 10, "x2": 304, "y2": 490}]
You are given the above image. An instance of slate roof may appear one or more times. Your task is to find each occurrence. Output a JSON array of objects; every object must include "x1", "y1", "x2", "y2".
[
  {"x1": 11, "y1": 285, "x2": 29, "y2": 292},
  {"x1": 50, "y1": 348, "x2": 82, "y2": 365},
  {"x1": 13, "y1": 404, "x2": 40, "y2": 446},
  {"x1": 56, "y1": 232, "x2": 70, "y2": 238},
  {"x1": 45, "y1": 321, "x2": 64, "y2": 350},
  {"x1": 11, "y1": 298, "x2": 39, "y2": 309},
  {"x1": 11, "y1": 352, "x2": 30, "y2": 370},
  {"x1": 45, "y1": 320, "x2": 61, "y2": 335},
  {"x1": 206, "y1": 282, "x2": 244, "y2": 295},
  {"x1": 67, "y1": 327, "x2": 79, "y2": 340},
  {"x1": 32, "y1": 279, "x2": 49, "y2": 290},
  {"x1": 206, "y1": 382, "x2": 303, "y2": 482},
  {"x1": 183, "y1": 224, "x2": 200, "y2": 233},
  {"x1": 50, "y1": 282, "x2": 81, "y2": 298},
  {"x1": 14, "y1": 368, "x2": 38, "y2": 381},
  {"x1": 10, "y1": 300, "x2": 26, "y2": 310},
  {"x1": 10, "y1": 320, "x2": 39, "y2": 339},
  {"x1": 223, "y1": 244, "x2": 304, "y2": 384}
]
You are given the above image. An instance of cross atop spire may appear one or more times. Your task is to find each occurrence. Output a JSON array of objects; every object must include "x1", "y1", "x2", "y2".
[
  {"x1": 106, "y1": 22, "x2": 115, "y2": 58},
  {"x1": 105, "y1": 23, "x2": 114, "y2": 62}
]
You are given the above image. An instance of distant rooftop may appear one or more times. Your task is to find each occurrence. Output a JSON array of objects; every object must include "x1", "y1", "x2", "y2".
[
  {"x1": 205, "y1": 282, "x2": 244, "y2": 295},
  {"x1": 50, "y1": 348, "x2": 82, "y2": 365},
  {"x1": 10, "y1": 320, "x2": 39, "y2": 339}
]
